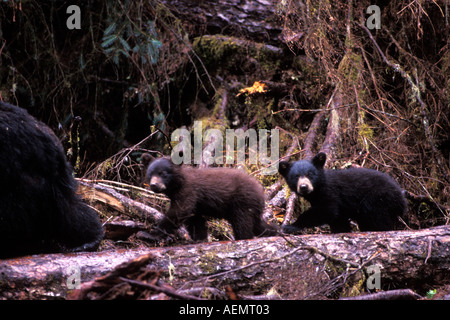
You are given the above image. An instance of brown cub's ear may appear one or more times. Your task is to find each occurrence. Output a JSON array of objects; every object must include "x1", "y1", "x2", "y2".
[
  {"x1": 278, "y1": 161, "x2": 292, "y2": 177},
  {"x1": 141, "y1": 153, "x2": 155, "y2": 167},
  {"x1": 312, "y1": 152, "x2": 326, "y2": 168}
]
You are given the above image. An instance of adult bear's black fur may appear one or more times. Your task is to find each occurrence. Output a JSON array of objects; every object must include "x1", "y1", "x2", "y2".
[
  {"x1": 279, "y1": 152, "x2": 407, "y2": 233},
  {"x1": 0, "y1": 102, "x2": 103, "y2": 258},
  {"x1": 143, "y1": 154, "x2": 278, "y2": 241}
]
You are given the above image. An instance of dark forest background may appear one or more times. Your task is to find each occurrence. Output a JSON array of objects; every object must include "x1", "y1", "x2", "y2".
[{"x1": 0, "y1": 0, "x2": 448, "y2": 229}]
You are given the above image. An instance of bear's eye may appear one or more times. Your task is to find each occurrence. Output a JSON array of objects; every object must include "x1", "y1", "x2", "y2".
[{"x1": 159, "y1": 171, "x2": 168, "y2": 177}]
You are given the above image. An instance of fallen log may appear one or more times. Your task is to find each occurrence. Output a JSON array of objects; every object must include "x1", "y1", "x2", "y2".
[
  {"x1": 302, "y1": 111, "x2": 326, "y2": 159},
  {"x1": 78, "y1": 179, "x2": 166, "y2": 223},
  {"x1": 1, "y1": 225, "x2": 449, "y2": 299},
  {"x1": 319, "y1": 89, "x2": 342, "y2": 160},
  {"x1": 160, "y1": 0, "x2": 283, "y2": 45},
  {"x1": 281, "y1": 192, "x2": 297, "y2": 226}
]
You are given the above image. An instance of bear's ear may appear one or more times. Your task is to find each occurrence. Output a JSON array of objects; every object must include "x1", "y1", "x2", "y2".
[
  {"x1": 141, "y1": 153, "x2": 155, "y2": 167},
  {"x1": 312, "y1": 152, "x2": 326, "y2": 168},
  {"x1": 278, "y1": 161, "x2": 292, "y2": 177}
]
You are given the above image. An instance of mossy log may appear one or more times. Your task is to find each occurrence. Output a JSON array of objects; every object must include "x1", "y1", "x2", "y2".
[{"x1": 0, "y1": 225, "x2": 449, "y2": 299}]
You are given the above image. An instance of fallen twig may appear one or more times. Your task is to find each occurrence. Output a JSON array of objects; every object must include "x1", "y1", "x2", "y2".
[{"x1": 340, "y1": 288, "x2": 422, "y2": 300}]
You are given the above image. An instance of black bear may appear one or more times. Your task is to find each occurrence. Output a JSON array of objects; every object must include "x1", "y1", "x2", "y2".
[
  {"x1": 0, "y1": 102, "x2": 104, "y2": 258},
  {"x1": 278, "y1": 152, "x2": 407, "y2": 233},
  {"x1": 143, "y1": 154, "x2": 278, "y2": 241}
]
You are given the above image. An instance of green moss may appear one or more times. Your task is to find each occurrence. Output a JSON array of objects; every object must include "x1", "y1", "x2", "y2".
[
  {"x1": 338, "y1": 52, "x2": 363, "y2": 84},
  {"x1": 341, "y1": 274, "x2": 366, "y2": 298},
  {"x1": 198, "y1": 251, "x2": 219, "y2": 274},
  {"x1": 196, "y1": 243, "x2": 241, "y2": 275},
  {"x1": 356, "y1": 108, "x2": 374, "y2": 151},
  {"x1": 193, "y1": 35, "x2": 282, "y2": 75},
  {"x1": 193, "y1": 35, "x2": 240, "y2": 72},
  {"x1": 357, "y1": 122, "x2": 374, "y2": 148}
]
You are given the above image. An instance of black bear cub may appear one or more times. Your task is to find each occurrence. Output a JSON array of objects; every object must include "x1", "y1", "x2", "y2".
[
  {"x1": 278, "y1": 152, "x2": 406, "y2": 233},
  {"x1": 0, "y1": 102, "x2": 103, "y2": 258},
  {"x1": 143, "y1": 154, "x2": 277, "y2": 241}
]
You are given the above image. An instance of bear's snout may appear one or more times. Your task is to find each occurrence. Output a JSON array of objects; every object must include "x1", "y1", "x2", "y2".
[
  {"x1": 149, "y1": 176, "x2": 166, "y2": 193},
  {"x1": 297, "y1": 177, "x2": 313, "y2": 195}
]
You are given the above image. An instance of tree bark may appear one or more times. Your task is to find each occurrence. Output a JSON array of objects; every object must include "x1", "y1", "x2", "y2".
[
  {"x1": 160, "y1": 0, "x2": 283, "y2": 45},
  {"x1": 1, "y1": 225, "x2": 449, "y2": 299}
]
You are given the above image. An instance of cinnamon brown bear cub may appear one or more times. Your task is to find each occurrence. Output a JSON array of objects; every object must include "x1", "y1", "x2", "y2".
[
  {"x1": 0, "y1": 102, "x2": 103, "y2": 258},
  {"x1": 278, "y1": 152, "x2": 407, "y2": 233},
  {"x1": 143, "y1": 154, "x2": 278, "y2": 241}
]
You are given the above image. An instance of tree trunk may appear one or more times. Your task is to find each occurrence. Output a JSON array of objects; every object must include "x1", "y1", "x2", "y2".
[{"x1": 1, "y1": 225, "x2": 449, "y2": 299}]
